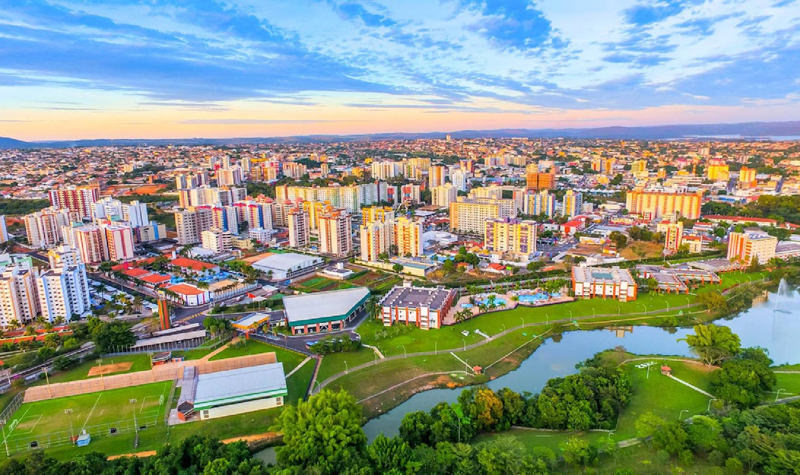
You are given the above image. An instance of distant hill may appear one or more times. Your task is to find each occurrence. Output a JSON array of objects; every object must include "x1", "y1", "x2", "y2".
[{"x1": 2, "y1": 120, "x2": 800, "y2": 149}]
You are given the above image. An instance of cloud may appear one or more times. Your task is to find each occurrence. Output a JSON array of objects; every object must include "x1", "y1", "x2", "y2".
[
  {"x1": 461, "y1": 0, "x2": 561, "y2": 50},
  {"x1": 179, "y1": 119, "x2": 356, "y2": 124},
  {"x1": 624, "y1": 0, "x2": 690, "y2": 26}
]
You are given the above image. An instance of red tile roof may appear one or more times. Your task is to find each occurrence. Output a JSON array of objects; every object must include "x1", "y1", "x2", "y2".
[
  {"x1": 167, "y1": 283, "x2": 207, "y2": 296},
  {"x1": 140, "y1": 273, "x2": 172, "y2": 284},
  {"x1": 170, "y1": 257, "x2": 217, "y2": 271},
  {"x1": 123, "y1": 268, "x2": 150, "y2": 278}
]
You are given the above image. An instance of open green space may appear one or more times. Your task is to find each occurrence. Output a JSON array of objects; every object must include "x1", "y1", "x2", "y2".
[
  {"x1": 291, "y1": 276, "x2": 356, "y2": 293},
  {"x1": 316, "y1": 347, "x2": 378, "y2": 383},
  {"x1": 33, "y1": 354, "x2": 152, "y2": 385},
  {"x1": 208, "y1": 340, "x2": 306, "y2": 372},
  {"x1": 2, "y1": 380, "x2": 172, "y2": 456},
  {"x1": 475, "y1": 353, "x2": 717, "y2": 458},
  {"x1": 773, "y1": 372, "x2": 800, "y2": 399}
]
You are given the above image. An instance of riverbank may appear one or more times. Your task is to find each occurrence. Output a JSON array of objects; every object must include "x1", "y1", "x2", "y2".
[{"x1": 317, "y1": 270, "x2": 765, "y2": 420}]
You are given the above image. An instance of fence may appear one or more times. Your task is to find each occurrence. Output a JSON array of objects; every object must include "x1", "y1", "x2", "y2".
[
  {"x1": 0, "y1": 392, "x2": 23, "y2": 426},
  {"x1": 22, "y1": 352, "x2": 279, "y2": 403}
]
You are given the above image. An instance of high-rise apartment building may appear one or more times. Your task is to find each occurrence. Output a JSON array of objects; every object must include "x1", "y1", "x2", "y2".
[
  {"x1": 319, "y1": 210, "x2": 352, "y2": 257},
  {"x1": 662, "y1": 221, "x2": 684, "y2": 254},
  {"x1": 175, "y1": 207, "x2": 214, "y2": 245},
  {"x1": 525, "y1": 190, "x2": 555, "y2": 218},
  {"x1": 24, "y1": 208, "x2": 77, "y2": 249},
  {"x1": 0, "y1": 264, "x2": 39, "y2": 327},
  {"x1": 484, "y1": 218, "x2": 537, "y2": 259},
  {"x1": 449, "y1": 198, "x2": 505, "y2": 234},
  {"x1": 561, "y1": 190, "x2": 583, "y2": 218},
  {"x1": 287, "y1": 208, "x2": 310, "y2": 248},
  {"x1": 359, "y1": 221, "x2": 392, "y2": 262},
  {"x1": 37, "y1": 261, "x2": 91, "y2": 323},
  {"x1": 625, "y1": 190, "x2": 703, "y2": 220},
  {"x1": 450, "y1": 169, "x2": 468, "y2": 191},
  {"x1": 739, "y1": 167, "x2": 757, "y2": 188},
  {"x1": 525, "y1": 164, "x2": 555, "y2": 191},
  {"x1": 393, "y1": 216, "x2": 423, "y2": 257},
  {"x1": 362, "y1": 206, "x2": 395, "y2": 225},
  {"x1": 105, "y1": 225, "x2": 135, "y2": 261},
  {"x1": 72, "y1": 225, "x2": 108, "y2": 264},
  {"x1": 432, "y1": 183, "x2": 457, "y2": 208},
  {"x1": 234, "y1": 200, "x2": 273, "y2": 231},
  {"x1": 48, "y1": 185, "x2": 99, "y2": 218},
  {"x1": 201, "y1": 229, "x2": 233, "y2": 253},
  {"x1": 0, "y1": 216, "x2": 8, "y2": 244},
  {"x1": 428, "y1": 165, "x2": 446, "y2": 188},
  {"x1": 706, "y1": 160, "x2": 730, "y2": 182}
]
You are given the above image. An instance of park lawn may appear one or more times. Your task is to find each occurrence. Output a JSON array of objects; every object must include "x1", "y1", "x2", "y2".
[
  {"x1": 2, "y1": 380, "x2": 172, "y2": 457},
  {"x1": 316, "y1": 347, "x2": 378, "y2": 383},
  {"x1": 34, "y1": 354, "x2": 152, "y2": 385},
  {"x1": 695, "y1": 270, "x2": 767, "y2": 295},
  {"x1": 583, "y1": 442, "x2": 719, "y2": 475},
  {"x1": 620, "y1": 241, "x2": 664, "y2": 260},
  {"x1": 286, "y1": 358, "x2": 314, "y2": 404},
  {"x1": 291, "y1": 276, "x2": 356, "y2": 293},
  {"x1": 614, "y1": 359, "x2": 712, "y2": 440},
  {"x1": 773, "y1": 373, "x2": 800, "y2": 399}
]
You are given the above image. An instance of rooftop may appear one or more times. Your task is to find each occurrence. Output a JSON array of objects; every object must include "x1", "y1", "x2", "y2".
[
  {"x1": 572, "y1": 266, "x2": 635, "y2": 284},
  {"x1": 283, "y1": 287, "x2": 370, "y2": 324},
  {"x1": 193, "y1": 362, "x2": 287, "y2": 410},
  {"x1": 171, "y1": 256, "x2": 218, "y2": 271},
  {"x1": 253, "y1": 252, "x2": 322, "y2": 271},
  {"x1": 167, "y1": 283, "x2": 207, "y2": 296},
  {"x1": 379, "y1": 285, "x2": 454, "y2": 310}
]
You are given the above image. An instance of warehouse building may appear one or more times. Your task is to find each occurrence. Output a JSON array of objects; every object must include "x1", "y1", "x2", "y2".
[
  {"x1": 283, "y1": 286, "x2": 370, "y2": 335},
  {"x1": 190, "y1": 363, "x2": 287, "y2": 420}
]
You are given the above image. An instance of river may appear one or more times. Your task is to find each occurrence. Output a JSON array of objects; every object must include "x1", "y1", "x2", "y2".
[{"x1": 361, "y1": 282, "x2": 800, "y2": 440}]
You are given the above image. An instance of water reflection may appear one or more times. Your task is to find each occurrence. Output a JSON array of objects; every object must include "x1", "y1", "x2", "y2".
[{"x1": 362, "y1": 286, "x2": 800, "y2": 440}]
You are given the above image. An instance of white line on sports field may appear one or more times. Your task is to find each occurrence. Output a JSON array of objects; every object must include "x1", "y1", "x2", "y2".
[
  {"x1": 82, "y1": 393, "x2": 102, "y2": 431},
  {"x1": 25, "y1": 414, "x2": 43, "y2": 433},
  {"x1": 3, "y1": 405, "x2": 31, "y2": 440},
  {"x1": 139, "y1": 396, "x2": 150, "y2": 413}
]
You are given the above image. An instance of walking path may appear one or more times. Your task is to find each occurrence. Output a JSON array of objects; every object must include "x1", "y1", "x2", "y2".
[
  {"x1": 666, "y1": 374, "x2": 715, "y2": 398},
  {"x1": 363, "y1": 344, "x2": 385, "y2": 359},
  {"x1": 199, "y1": 339, "x2": 235, "y2": 361},
  {"x1": 285, "y1": 356, "x2": 312, "y2": 378},
  {"x1": 357, "y1": 371, "x2": 468, "y2": 404}
]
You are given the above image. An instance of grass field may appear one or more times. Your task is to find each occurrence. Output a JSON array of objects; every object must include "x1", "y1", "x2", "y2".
[
  {"x1": 33, "y1": 354, "x2": 152, "y2": 385},
  {"x1": 3, "y1": 381, "x2": 172, "y2": 454}
]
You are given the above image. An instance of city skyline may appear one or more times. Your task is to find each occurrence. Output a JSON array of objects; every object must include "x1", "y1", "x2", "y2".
[{"x1": 1, "y1": 0, "x2": 800, "y2": 140}]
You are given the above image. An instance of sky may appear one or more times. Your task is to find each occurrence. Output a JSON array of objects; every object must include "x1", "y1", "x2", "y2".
[{"x1": 1, "y1": 0, "x2": 799, "y2": 141}]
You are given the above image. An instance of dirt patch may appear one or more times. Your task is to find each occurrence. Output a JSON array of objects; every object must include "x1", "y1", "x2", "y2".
[
  {"x1": 108, "y1": 450, "x2": 157, "y2": 460},
  {"x1": 87, "y1": 361, "x2": 133, "y2": 377}
]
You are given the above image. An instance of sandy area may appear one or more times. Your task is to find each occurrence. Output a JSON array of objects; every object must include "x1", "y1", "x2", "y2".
[{"x1": 87, "y1": 361, "x2": 133, "y2": 377}]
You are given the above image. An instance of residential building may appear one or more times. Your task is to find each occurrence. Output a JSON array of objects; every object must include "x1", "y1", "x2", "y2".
[
  {"x1": 739, "y1": 167, "x2": 757, "y2": 188},
  {"x1": 0, "y1": 217, "x2": 7, "y2": 244},
  {"x1": 432, "y1": 183, "x2": 457, "y2": 208},
  {"x1": 451, "y1": 169, "x2": 468, "y2": 191},
  {"x1": 706, "y1": 160, "x2": 730, "y2": 181},
  {"x1": 24, "y1": 208, "x2": 77, "y2": 248},
  {"x1": 287, "y1": 208, "x2": 310, "y2": 248},
  {"x1": 525, "y1": 164, "x2": 555, "y2": 190},
  {"x1": 318, "y1": 210, "x2": 352, "y2": 257},
  {"x1": 359, "y1": 220, "x2": 392, "y2": 262},
  {"x1": 625, "y1": 190, "x2": 703, "y2": 220},
  {"x1": 201, "y1": 229, "x2": 233, "y2": 253},
  {"x1": 0, "y1": 264, "x2": 39, "y2": 327},
  {"x1": 428, "y1": 165, "x2": 446, "y2": 188},
  {"x1": 525, "y1": 189, "x2": 555, "y2": 218},
  {"x1": 661, "y1": 221, "x2": 684, "y2": 253},
  {"x1": 727, "y1": 231, "x2": 777, "y2": 265},
  {"x1": 48, "y1": 185, "x2": 99, "y2": 218},
  {"x1": 484, "y1": 217, "x2": 537, "y2": 259},
  {"x1": 72, "y1": 225, "x2": 108, "y2": 264},
  {"x1": 393, "y1": 216, "x2": 423, "y2": 257},
  {"x1": 449, "y1": 198, "x2": 506, "y2": 234},
  {"x1": 175, "y1": 207, "x2": 214, "y2": 245},
  {"x1": 362, "y1": 206, "x2": 395, "y2": 225},
  {"x1": 234, "y1": 200, "x2": 273, "y2": 231},
  {"x1": 37, "y1": 262, "x2": 91, "y2": 322},
  {"x1": 561, "y1": 190, "x2": 583, "y2": 218},
  {"x1": 105, "y1": 225, "x2": 135, "y2": 261}
]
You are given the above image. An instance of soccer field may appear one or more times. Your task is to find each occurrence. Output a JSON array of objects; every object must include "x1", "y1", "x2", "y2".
[{"x1": 2, "y1": 381, "x2": 172, "y2": 454}]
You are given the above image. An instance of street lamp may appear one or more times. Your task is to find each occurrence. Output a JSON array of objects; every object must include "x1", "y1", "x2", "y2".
[
  {"x1": 679, "y1": 409, "x2": 689, "y2": 420},
  {"x1": 462, "y1": 338, "x2": 466, "y2": 351},
  {"x1": 520, "y1": 317, "x2": 524, "y2": 328},
  {"x1": 707, "y1": 398, "x2": 717, "y2": 412},
  {"x1": 344, "y1": 360, "x2": 349, "y2": 373},
  {"x1": 400, "y1": 345, "x2": 407, "y2": 359}
]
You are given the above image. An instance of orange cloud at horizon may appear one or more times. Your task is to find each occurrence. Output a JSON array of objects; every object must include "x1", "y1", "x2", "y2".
[{"x1": 2, "y1": 99, "x2": 800, "y2": 142}]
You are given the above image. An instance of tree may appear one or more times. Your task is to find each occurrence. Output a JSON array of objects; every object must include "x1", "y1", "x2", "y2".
[
  {"x1": 392, "y1": 263, "x2": 403, "y2": 273},
  {"x1": 652, "y1": 420, "x2": 689, "y2": 456},
  {"x1": 609, "y1": 231, "x2": 628, "y2": 249},
  {"x1": 681, "y1": 324, "x2": 741, "y2": 366},
  {"x1": 561, "y1": 437, "x2": 597, "y2": 467},
  {"x1": 91, "y1": 321, "x2": 135, "y2": 353},
  {"x1": 474, "y1": 436, "x2": 543, "y2": 474},
  {"x1": 461, "y1": 387, "x2": 503, "y2": 432},
  {"x1": 367, "y1": 435, "x2": 415, "y2": 473},
  {"x1": 276, "y1": 389, "x2": 366, "y2": 473},
  {"x1": 697, "y1": 290, "x2": 728, "y2": 313},
  {"x1": 710, "y1": 347, "x2": 776, "y2": 408},
  {"x1": 399, "y1": 410, "x2": 433, "y2": 446}
]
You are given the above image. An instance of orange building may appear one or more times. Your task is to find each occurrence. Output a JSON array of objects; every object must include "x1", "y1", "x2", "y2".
[
  {"x1": 626, "y1": 190, "x2": 702, "y2": 220},
  {"x1": 525, "y1": 164, "x2": 555, "y2": 191}
]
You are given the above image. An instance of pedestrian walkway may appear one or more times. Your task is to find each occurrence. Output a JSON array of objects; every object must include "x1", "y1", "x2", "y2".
[{"x1": 667, "y1": 374, "x2": 714, "y2": 398}]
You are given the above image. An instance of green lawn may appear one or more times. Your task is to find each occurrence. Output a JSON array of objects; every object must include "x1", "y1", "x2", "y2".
[
  {"x1": 614, "y1": 359, "x2": 713, "y2": 440},
  {"x1": 208, "y1": 339, "x2": 305, "y2": 369},
  {"x1": 316, "y1": 347, "x2": 379, "y2": 383},
  {"x1": 773, "y1": 373, "x2": 800, "y2": 399},
  {"x1": 33, "y1": 354, "x2": 152, "y2": 385},
  {"x1": 2, "y1": 380, "x2": 172, "y2": 456},
  {"x1": 474, "y1": 428, "x2": 608, "y2": 453}
]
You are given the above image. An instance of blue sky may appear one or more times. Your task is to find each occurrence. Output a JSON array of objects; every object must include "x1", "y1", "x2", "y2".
[{"x1": 0, "y1": 0, "x2": 799, "y2": 139}]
